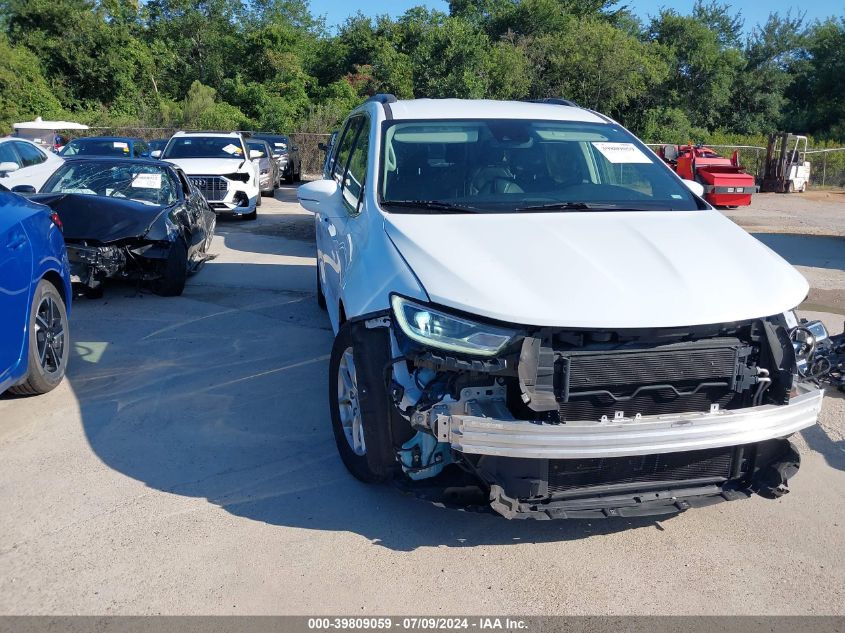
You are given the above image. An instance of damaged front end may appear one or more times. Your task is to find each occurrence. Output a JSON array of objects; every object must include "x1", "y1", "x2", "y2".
[
  {"x1": 67, "y1": 239, "x2": 176, "y2": 291},
  {"x1": 376, "y1": 296, "x2": 824, "y2": 519}
]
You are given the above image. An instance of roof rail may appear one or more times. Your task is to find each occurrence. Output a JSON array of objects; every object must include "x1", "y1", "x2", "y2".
[
  {"x1": 528, "y1": 98, "x2": 580, "y2": 108},
  {"x1": 366, "y1": 94, "x2": 398, "y2": 104}
]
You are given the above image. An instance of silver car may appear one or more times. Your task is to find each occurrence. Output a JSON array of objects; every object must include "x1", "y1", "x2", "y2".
[{"x1": 248, "y1": 139, "x2": 280, "y2": 196}]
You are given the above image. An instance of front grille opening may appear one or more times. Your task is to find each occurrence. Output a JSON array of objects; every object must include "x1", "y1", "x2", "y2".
[
  {"x1": 189, "y1": 175, "x2": 228, "y2": 201},
  {"x1": 547, "y1": 446, "x2": 741, "y2": 496}
]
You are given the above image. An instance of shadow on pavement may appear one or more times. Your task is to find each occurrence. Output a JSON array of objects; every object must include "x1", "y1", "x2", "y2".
[
  {"x1": 66, "y1": 287, "x2": 669, "y2": 552},
  {"x1": 752, "y1": 233, "x2": 845, "y2": 271},
  {"x1": 801, "y1": 389, "x2": 845, "y2": 473}
]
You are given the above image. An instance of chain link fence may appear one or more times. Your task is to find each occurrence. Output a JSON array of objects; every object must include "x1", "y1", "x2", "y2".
[{"x1": 647, "y1": 143, "x2": 845, "y2": 188}]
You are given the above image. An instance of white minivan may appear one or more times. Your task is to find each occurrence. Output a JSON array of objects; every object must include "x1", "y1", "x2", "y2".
[{"x1": 298, "y1": 96, "x2": 824, "y2": 519}]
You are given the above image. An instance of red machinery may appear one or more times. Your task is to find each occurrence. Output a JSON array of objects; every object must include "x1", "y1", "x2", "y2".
[{"x1": 658, "y1": 144, "x2": 757, "y2": 208}]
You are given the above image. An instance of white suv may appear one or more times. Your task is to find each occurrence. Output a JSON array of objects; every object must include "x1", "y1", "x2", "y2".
[
  {"x1": 298, "y1": 96, "x2": 824, "y2": 520},
  {"x1": 159, "y1": 131, "x2": 260, "y2": 219}
]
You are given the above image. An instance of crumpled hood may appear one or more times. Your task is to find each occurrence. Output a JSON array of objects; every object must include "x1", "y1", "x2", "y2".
[
  {"x1": 32, "y1": 193, "x2": 167, "y2": 243},
  {"x1": 383, "y1": 210, "x2": 809, "y2": 329},
  {"x1": 164, "y1": 157, "x2": 247, "y2": 175}
]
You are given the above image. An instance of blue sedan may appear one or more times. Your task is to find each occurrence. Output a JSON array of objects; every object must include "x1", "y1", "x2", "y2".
[{"x1": 0, "y1": 188, "x2": 71, "y2": 395}]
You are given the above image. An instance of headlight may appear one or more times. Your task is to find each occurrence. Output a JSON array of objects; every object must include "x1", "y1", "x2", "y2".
[{"x1": 391, "y1": 296, "x2": 515, "y2": 357}]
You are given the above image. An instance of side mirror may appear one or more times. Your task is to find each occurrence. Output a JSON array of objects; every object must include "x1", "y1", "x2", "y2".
[
  {"x1": 682, "y1": 179, "x2": 705, "y2": 197},
  {"x1": 318, "y1": 142, "x2": 328, "y2": 152},
  {"x1": 150, "y1": 150, "x2": 162, "y2": 159},
  {"x1": 297, "y1": 179, "x2": 340, "y2": 214},
  {"x1": 11, "y1": 184, "x2": 36, "y2": 194},
  {"x1": 249, "y1": 150, "x2": 263, "y2": 159},
  {"x1": 292, "y1": 145, "x2": 299, "y2": 152},
  {"x1": 0, "y1": 161, "x2": 20, "y2": 176}
]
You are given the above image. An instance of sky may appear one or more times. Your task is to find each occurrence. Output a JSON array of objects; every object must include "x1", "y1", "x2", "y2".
[{"x1": 307, "y1": 0, "x2": 843, "y2": 31}]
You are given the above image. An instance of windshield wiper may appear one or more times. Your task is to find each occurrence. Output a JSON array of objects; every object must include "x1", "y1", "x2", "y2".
[
  {"x1": 515, "y1": 201, "x2": 646, "y2": 212},
  {"x1": 381, "y1": 200, "x2": 479, "y2": 213}
]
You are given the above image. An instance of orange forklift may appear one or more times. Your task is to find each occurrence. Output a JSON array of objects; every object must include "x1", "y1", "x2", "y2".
[{"x1": 658, "y1": 144, "x2": 757, "y2": 208}]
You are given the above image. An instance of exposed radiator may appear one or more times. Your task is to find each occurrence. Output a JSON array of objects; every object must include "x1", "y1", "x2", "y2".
[{"x1": 518, "y1": 336, "x2": 756, "y2": 420}]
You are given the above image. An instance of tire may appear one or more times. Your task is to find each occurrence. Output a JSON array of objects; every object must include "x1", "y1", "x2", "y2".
[
  {"x1": 317, "y1": 267, "x2": 327, "y2": 310},
  {"x1": 329, "y1": 323, "x2": 396, "y2": 483},
  {"x1": 787, "y1": 181, "x2": 794, "y2": 193},
  {"x1": 10, "y1": 280, "x2": 69, "y2": 396},
  {"x1": 294, "y1": 164, "x2": 302, "y2": 182},
  {"x1": 285, "y1": 169, "x2": 294, "y2": 184},
  {"x1": 151, "y1": 239, "x2": 188, "y2": 297}
]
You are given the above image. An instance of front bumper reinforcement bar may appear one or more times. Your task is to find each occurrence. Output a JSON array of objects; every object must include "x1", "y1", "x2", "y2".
[{"x1": 435, "y1": 389, "x2": 823, "y2": 459}]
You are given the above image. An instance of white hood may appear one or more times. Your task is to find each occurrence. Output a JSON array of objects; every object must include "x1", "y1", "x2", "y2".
[
  {"x1": 383, "y1": 210, "x2": 809, "y2": 329},
  {"x1": 164, "y1": 157, "x2": 248, "y2": 175}
]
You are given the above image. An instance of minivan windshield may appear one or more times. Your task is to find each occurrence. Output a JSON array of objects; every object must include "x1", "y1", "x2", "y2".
[
  {"x1": 162, "y1": 137, "x2": 245, "y2": 159},
  {"x1": 379, "y1": 120, "x2": 702, "y2": 212}
]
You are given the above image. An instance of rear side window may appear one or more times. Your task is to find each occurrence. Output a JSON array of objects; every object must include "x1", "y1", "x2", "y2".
[
  {"x1": 14, "y1": 142, "x2": 46, "y2": 167},
  {"x1": 0, "y1": 142, "x2": 21, "y2": 167}
]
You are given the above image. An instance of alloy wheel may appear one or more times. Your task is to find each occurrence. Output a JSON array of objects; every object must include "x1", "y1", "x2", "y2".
[
  {"x1": 34, "y1": 296, "x2": 65, "y2": 374},
  {"x1": 337, "y1": 347, "x2": 366, "y2": 456}
]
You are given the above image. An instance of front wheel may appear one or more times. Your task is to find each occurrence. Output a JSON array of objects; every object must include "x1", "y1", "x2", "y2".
[
  {"x1": 10, "y1": 280, "x2": 70, "y2": 395},
  {"x1": 151, "y1": 239, "x2": 188, "y2": 296},
  {"x1": 329, "y1": 323, "x2": 396, "y2": 483}
]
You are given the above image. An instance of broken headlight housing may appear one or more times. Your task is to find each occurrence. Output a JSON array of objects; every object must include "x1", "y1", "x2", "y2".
[{"x1": 391, "y1": 295, "x2": 516, "y2": 357}]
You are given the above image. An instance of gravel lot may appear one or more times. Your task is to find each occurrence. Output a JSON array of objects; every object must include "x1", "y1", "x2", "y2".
[{"x1": 0, "y1": 186, "x2": 843, "y2": 615}]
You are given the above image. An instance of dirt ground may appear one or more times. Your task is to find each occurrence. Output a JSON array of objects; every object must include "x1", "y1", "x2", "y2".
[
  {"x1": 724, "y1": 189, "x2": 845, "y2": 237},
  {"x1": 724, "y1": 191, "x2": 845, "y2": 316}
]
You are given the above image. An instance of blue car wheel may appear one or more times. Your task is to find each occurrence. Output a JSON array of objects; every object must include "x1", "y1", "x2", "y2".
[{"x1": 10, "y1": 279, "x2": 70, "y2": 395}]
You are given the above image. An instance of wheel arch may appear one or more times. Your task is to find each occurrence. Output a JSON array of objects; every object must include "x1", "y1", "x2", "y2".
[{"x1": 41, "y1": 269, "x2": 68, "y2": 306}]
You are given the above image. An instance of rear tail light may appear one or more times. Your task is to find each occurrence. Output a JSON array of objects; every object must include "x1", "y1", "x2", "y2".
[{"x1": 50, "y1": 211, "x2": 63, "y2": 231}]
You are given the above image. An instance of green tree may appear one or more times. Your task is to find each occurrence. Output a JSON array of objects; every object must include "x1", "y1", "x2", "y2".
[
  {"x1": 0, "y1": 34, "x2": 64, "y2": 133},
  {"x1": 648, "y1": 8, "x2": 745, "y2": 131},
  {"x1": 526, "y1": 17, "x2": 668, "y2": 117},
  {"x1": 788, "y1": 18, "x2": 845, "y2": 138}
]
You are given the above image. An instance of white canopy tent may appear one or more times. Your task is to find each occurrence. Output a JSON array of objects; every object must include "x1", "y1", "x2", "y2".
[{"x1": 12, "y1": 117, "x2": 89, "y2": 149}]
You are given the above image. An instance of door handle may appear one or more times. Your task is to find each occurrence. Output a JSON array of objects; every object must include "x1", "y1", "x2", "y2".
[{"x1": 6, "y1": 234, "x2": 26, "y2": 250}]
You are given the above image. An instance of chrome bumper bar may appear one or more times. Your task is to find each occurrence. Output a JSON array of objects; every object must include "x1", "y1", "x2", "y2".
[{"x1": 435, "y1": 389, "x2": 824, "y2": 459}]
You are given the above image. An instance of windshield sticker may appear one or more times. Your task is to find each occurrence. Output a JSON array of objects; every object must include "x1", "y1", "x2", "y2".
[
  {"x1": 131, "y1": 173, "x2": 162, "y2": 189},
  {"x1": 113, "y1": 142, "x2": 128, "y2": 149},
  {"x1": 222, "y1": 143, "x2": 243, "y2": 155},
  {"x1": 591, "y1": 142, "x2": 652, "y2": 164}
]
